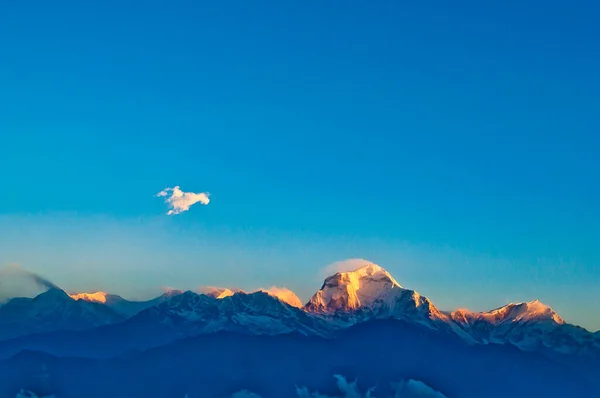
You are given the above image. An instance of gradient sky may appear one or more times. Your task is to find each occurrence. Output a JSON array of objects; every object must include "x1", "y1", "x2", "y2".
[{"x1": 1, "y1": 1, "x2": 599, "y2": 330}]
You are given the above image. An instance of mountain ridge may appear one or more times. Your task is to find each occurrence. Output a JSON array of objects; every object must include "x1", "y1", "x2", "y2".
[
  {"x1": 0, "y1": 287, "x2": 124, "y2": 341},
  {"x1": 1, "y1": 262, "x2": 598, "y2": 360}
]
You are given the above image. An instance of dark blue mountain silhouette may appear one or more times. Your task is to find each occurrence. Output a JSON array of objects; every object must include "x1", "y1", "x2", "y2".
[
  {"x1": 0, "y1": 320, "x2": 596, "y2": 398},
  {"x1": 0, "y1": 288, "x2": 124, "y2": 341},
  {"x1": 0, "y1": 291, "x2": 334, "y2": 360}
]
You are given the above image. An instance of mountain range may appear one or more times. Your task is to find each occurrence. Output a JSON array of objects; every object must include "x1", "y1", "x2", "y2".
[{"x1": 1, "y1": 262, "x2": 598, "y2": 397}]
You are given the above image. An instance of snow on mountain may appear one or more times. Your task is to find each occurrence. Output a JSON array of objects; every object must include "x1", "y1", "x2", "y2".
[
  {"x1": 304, "y1": 262, "x2": 598, "y2": 355},
  {"x1": 199, "y1": 287, "x2": 239, "y2": 299},
  {"x1": 451, "y1": 300, "x2": 564, "y2": 328},
  {"x1": 2, "y1": 262, "x2": 597, "y2": 361},
  {"x1": 0, "y1": 288, "x2": 124, "y2": 341},
  {"x1": 304, "y1": 263, "x2": 450, "y2": 332},
  {"x1": 258, "y1": 287, "x2": 303, "y2": 308},
  {"x1": 450, "y1": 300, "x2": 599, "y2": 355},
  {"x1": 69, "y1": 290, "x2": 181, "y2": 317},
  {"x1": 69, "y1": 292, "x2": 110, "y2": 303},
  {"x1": 200, "y1": 286, "x2": 304, "y2": 308},
  {"x1": 133, "y1": 290, "x2": 333, "y2": 338},
  {"x1": 306, "y1": 263, "x2": 402, "y2": 312}
]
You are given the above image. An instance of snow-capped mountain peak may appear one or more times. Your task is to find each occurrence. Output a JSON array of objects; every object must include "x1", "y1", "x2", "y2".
[
  {"x1": 199, "y1": 287, "x2": 238, "y2": 299},
  {"x1": 303, "y1": 263, "x2": 453, "y2": 335},
  {"x1": 451, "y1": 299, "x2": 565, "y2": 326},
  {"x1": 305, "y1": 262, "x2": 403, "y2": 313},
  {"x1": 258, "y1": 287, "x2": 303, "y2": 308},
  {"x1": 198, "y1": 286, "x2": 303, "y2": 308},
  {"x1": 494, "y1": 300, "x2": 565, "y2": 324},
  {"x1": 447, "y1": 299, "x2": 584, "y2": 352},
  {"x1": 69, "y1": 291, "x2": 110, "y2": 303}
]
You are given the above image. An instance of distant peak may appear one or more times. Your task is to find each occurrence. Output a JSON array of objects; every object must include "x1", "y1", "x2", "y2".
[
  {"x1": 160, "y1": 287, "x2": 184, "y2": 297},
  {"x1": 35, "y1": 288, "x2": 71, "y2": 301},
  {"x1": 69, "y1": 291, "x2": 109, "y2": 304},
  {"x1": 453, "y1": 299, "x2": 565, "y2": 325},
  {"x1": 521, "y1": 299, "x2": 546, "y2": 308},
  {"x1": 162, "y1": 289, "x2": 184, "y2": 298},
  {"x1": 497, "y1": 299, "x2": 555, "y2": 313},
  {"x1": 511, "y1": 300, "x2": 564, "y2": 323},
  {"x1": 328, "y1": 262, "x2": 401, "y2": 288},
  {"x1": 307, "y1": 262, "x2": 405, "y2": 313},
  {"x1": 199, "y1": 287, "x2": 237, "y2": 299},
  {"x1": 197, "y1": 286, "x2": 302, "y2": 307},
  {"x1": 355, "y1": 263, "x2": 385, "y2": 273},
  {"x1": 197, "y1": 286, "x2": 243, "y2": 299},
  {"x1": 258, "y1": 286, "x2": 303, "y2": 308},
  {"x1": 215, "y1": 288, "x2": 236, "y2": 299}
]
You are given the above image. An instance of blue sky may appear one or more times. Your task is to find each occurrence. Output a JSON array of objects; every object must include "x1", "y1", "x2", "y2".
[{"x1": 1, "y1": 1, "x2": 599, "y2": 330}]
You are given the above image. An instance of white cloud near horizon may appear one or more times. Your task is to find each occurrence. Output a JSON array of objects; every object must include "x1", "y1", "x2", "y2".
[
  {"x1": 227, "y1": 390, "x2": 262, "y2": 398},
  {"x1": 294, "y1": 375, "x2": 448, "y2": 398},
  {"x1": 320, "y1": 258, "x2": 375, "y2": 279},
  {"x1": 156, "y1": 186, "x2": 210, "y2": 215}
]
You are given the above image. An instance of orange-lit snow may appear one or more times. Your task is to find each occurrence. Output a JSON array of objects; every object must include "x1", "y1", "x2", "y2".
[
  {"x1": 451, "y1": 299, "x2": 565, "y2": 325},
  {"x1": 307, "y1": 262, "x2": 403, "y2": 311},
  {"x1": 69, "y1": 291, "x2": 108, "y2": 303},
  {"x1": 259, "y1": 287, "x2": 303, "y2": 308},
  {"x1": 198, "y1": 286, "x2": 237, "y2": 299}
]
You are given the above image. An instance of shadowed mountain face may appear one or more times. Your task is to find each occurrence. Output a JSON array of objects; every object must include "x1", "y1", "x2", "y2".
[
  {"x1": 0, "y1": 289, "x2": 185, "y2": 343},
  {"x1": 0, "y1": 289, "x2": 124, "y2": 341},
  {"x1": 0, "y1": 291, "x2": 335, "y2": 360},
  {"x1": 69, "y1": 291, "x2": 181, "y2": 317},
  {"x1": 0, "y1": 321, "x2": 596, "y2": 398}
]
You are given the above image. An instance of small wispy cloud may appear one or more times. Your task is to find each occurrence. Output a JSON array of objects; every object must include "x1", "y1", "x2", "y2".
[
  {"x1": 215, "y1": 375, "x2": 448, "y2": 398},
  {"x1": 0, "y1": 264, "x2": 60, "y2": 303},
  {"x1": 320, "y1": 258, "x2": 374, "y2": 279},
  {"x1": 296, "y1": 375, "x2": 448, "y2": 398},
  {"x1": 156, "y1": 186, "x2": 210, "y2": 215},
  {"x1": 226, "y1": 390, "x2": 262, "y2": 398}
]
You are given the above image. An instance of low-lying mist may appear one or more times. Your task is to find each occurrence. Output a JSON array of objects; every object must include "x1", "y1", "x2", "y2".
[{"x1": 226, "y1": 375, "x2": 448, "y2": 398}]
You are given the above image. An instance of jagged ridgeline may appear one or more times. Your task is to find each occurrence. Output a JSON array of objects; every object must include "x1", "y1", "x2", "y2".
[{"x1": 0, "y1": 263, "x2": 598, "y2": 397}]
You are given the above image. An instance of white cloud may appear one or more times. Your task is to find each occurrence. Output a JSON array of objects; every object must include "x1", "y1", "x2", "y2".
[
  {"x1": 218, "y1": 375, "x2": 449, "y2": 398},
  {"x1": 226, "y1": 390, "x2": 262, "y2": 398},
  {"x1": 156, "y1": 186, "x2": 210, "y2": 215},
  {"x1": 320, "y1": 259, "x2": 375, "y2": 279},
  {"x1": 331, "y1": 375, "x2": 371, "y2": 398},
  {"x1": 295, "y1": 375, "x2": 372, "y2": 398},
  {"x1": 295, "y1": 375, "x2": 448, "y2": 398},
  {"x1": 392, "y1": 379, "x2": 448, "y2": 398}
]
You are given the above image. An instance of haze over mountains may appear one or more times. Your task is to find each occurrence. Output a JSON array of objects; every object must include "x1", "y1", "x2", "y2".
[{"x1": 1, "y1": 263, "x2": 599, "y2": 397}]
